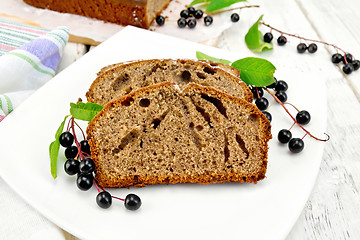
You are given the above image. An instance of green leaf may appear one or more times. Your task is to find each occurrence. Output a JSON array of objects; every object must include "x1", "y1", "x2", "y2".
[
  {"x1": 245, "y1": 15, "x2": 273, "y2": 53},
  {"x1": 206, "y1": 0, "x2": 247, "y2": 13},
  {"x1": 70, "y1": 102, "x2": 103, "y2": 122},
  {"x1": 189, "y1": 0, "x2": 210, "y2": 6},
  {"x1": 231, "y1": 57, "x2": 276, "y2": 86},
  {"x1": 49, "y1": 115, "x2": 69, "y2": 179},
  {"x1": 196, "y1": 51, "x2": 231, "y2": 65}
]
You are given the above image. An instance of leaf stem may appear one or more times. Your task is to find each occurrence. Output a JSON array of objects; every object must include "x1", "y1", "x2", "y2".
[
  {"x1": 260, "y1": 21, "x2": 347, "y2": 54},
  {"x1": 210, "y1": 5, "x2": 260, "y2": 15},
  {"x1": 264, "y1": 88, "x2": 329, "y2": 142}
]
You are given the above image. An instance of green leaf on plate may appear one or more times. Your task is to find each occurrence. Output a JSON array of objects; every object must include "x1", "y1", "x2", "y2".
[
  {"x1": 189, "y1": 0, "x2": 210, "y2": 6},
  {"x1": 49, "y1": 115, "x2": 69, "y2": 179},
  {"x1": 206, "y1": 0, "x2": 247, "y2": 13},
  {"x1": 245, "y1": 15, "x2": 273, "y2": 53},
  {"x1": 196, "y1": 51, "x2": 232, "y2": 65},
  {"x1": 231, "y1": 57, "x2": 276, "y2": 86},
  {"x1": 70, "y1": 102, "x2": 103, "y2": 122}
]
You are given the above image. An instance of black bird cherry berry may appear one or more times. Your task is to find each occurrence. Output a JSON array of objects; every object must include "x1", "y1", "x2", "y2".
[
  {"x1": 96, "y1": 191, "x2": 112, "y2": 209},
  {"x1": 307, "y1": 43, "x2": 318, "y2": 53},
  {"x1": 59, "y1": 132, "x2": 74, "y2": 148},
  {"x1": 187, "y1": 19, "x2": 197, "y2": 29},
  {"x1": 332, "y1": 53, "x2": 343, "y2": 63},
  {"x1": 65, "y1": 145, "x2": 78, "y2": 159},
  {"x1": 155, "y1": 16, "x2": 165, "y2": 26},
  {"x1": 343, "y1": 63, "x2": 354, "y2": 74},
  {"x1": 250, "y1": 87, "x2": 264, "y2": 99},
  {"x1": 278, "y1": 129, "x2": 292, "y2": 144},
  {"x1": 230, "y1": 13, "x2": 240, "y2": 22},
  {"x1": 255, "y1": 97, "x2": 269, "y2": 111},
  {"x1": 204, "y1": 15, "x2": 213, "y2": 26},
  {"x1": 288, "y1": 138, "x2": 305, "y2": 153},
  {"x1": 274, "y1": 80, "x2": 288, "y2": 92},
  {"x1": 177, "y1": 17, "x2": 187, "y2": 28},
  {"x1": 180, "y1": 9, "x2": 190, "y2": 19},
  {"x1": 125, "y1": 194, "x2": 142, "y2": 210},
  {"x1": 297, "y1": 43, "x2": 307, "y2": 53},
  {"x1": 194, "y1": 9, "x2": 203, "y2": 19},
  {"x1": 263, "y1": 32, "x2": 273, "y2": 43},
  {"x1": 275, "y1": 91, "x2": 287, "y2": 103},
  {"x1": 188, "y1": 6, "x2": 196, "y2": 15},
  {"x1": 296, "y1": 110, "x2": 311, "y2": 125},
  {"x1": 262, "y1": 111, "x2": 272, "y2": 122},
  {"x1": 277, "y1": 36, "x2": 287, "y2": 46},
  {"x1": 64, "y1": 158, "x2": 79, "y2": 175},
  {"x1": 343, "y1": 53, "x2": 353, "y2": 64},
  {"x1": 352, "y1": 60, "x2": 360, "y2": 71},
  {"x1": 79, "y1": 158, "x2": 95, "y2": 174},
  {"x1": 80, "y1": 140, "x2": 91, "y2": 155},
  {"x1": 77, "y1": 173, "x2": 93, "y2": 191}
]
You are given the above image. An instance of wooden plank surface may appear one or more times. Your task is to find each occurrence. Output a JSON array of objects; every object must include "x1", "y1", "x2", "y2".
[
  {"x1": 294, "y1": 0, "x2": 360, "y2": 98},
  {"x1": 285, "y1": 0, "x2": 360, "y2": 239},
  {"x1": 56, "y1": 1, "x2": 360, "y2": 239}
]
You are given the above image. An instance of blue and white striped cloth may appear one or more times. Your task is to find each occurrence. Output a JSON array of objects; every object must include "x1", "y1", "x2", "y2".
[{"x1": 0, "y1": 17, "x2": 69, "y2": 122}]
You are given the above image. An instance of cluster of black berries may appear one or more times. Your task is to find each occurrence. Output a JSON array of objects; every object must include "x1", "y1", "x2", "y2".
[
  {"x1": 250, "y1": 78, "x2": 289, "y2": 123},
  {"x1": 331, "y1": 53, "x2": 360, "y2": 75},
  {"x1": 251, "y1": 79, "x2": 310, "y2": 153},
  {"x1": 278, "y1": 110, "x2": 310, "y2": 153},
  {"x1": 59, "y1": 131, "x2": 141, "y2": 210},
  {"x1": 156, "y1": 7, "x2": 212, "y2": 28},
  {"x1": 156, "y1": 6, "x2": 241, "y2": 28},
  {"x1": 263, "y1": 32, "x2": 318, "y2": 53}
]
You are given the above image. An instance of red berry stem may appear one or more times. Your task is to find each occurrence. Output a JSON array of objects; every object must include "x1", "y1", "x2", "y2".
[
  {"x1": 73, "y1": 120, "x2": 86, "y2": 140},
  {"x1": 256, "y1": 87, "x2": 261, "y2": 99},
  {"x1": 302, "y1": 133, "x2": 308, "y2": 140},
  {"x1": 260, "y1": 21, "x2": 347, "y2": 55},
  {"x1": 94, "y1": 179, "x2": 125, "y2": 202},
  {"x1": 66, "y1": 117, "x2": 72, "y2": 132},
  {"x1": 289, "y1": 122, "x2": 296, "y2": 131},
  {"x1": 70, "y1": 117, "x2": 86, "y2": 160},
  {"x1": 284, "y1": 102, "x2": 300, "y2": 112},
  {"x1": 112, "y1": 196, "x2": 125, "y2": 202},
  {"x1": 264, "y1": 88, "x2": 329, "y2": 142},
  {"x1": 93, "y1": 179, "x2": 101, "y2": 193}
]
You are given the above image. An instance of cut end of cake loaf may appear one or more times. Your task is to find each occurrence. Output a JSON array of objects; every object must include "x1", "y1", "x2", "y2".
[
  {"x1": 87, "y1": 82, "x2": 271, "y2": 188},
  {"x1": 23, "y1": 0, "x2": 171, "y2": 29},
  {"x1": 86, "y1": 59, "x2": 252, "y2": 106}
]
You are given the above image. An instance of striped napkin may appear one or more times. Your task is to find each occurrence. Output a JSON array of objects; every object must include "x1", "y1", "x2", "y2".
[
  {"x1": 0, "y1": 17, "x2": 71, "y2": 240},
  {"x1": 0, "y1": 17, "x2": 69, "y2": 122}
]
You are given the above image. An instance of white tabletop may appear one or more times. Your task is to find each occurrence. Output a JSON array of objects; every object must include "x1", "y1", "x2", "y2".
[{"x1": 4, "y1": 0, "x2": 360, "y2": 239}]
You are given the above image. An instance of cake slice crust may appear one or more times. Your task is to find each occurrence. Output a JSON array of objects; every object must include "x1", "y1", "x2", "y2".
[
  {"x1": 86, "y1": 59, "x2": 253, "y2": 106},
  {"x1": 87, "y1": 82, "x2": 271, "y2": 188}
]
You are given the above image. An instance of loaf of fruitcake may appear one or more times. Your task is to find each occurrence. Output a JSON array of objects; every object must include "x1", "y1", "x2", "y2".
[
  {"x1": 86, "y1": 59, "x2": 253, "y2": 106},
  {"x1": 23, "y1": 0, "x2": 171, "y2": 29},
  {"x1": 87, "y1": 82, "x2": 271, "y2": 188}
]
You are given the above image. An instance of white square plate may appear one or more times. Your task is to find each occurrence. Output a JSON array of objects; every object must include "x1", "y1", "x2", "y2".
[{"x1": 0, "y1": 26, "x2": 326, "y2": 240}]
